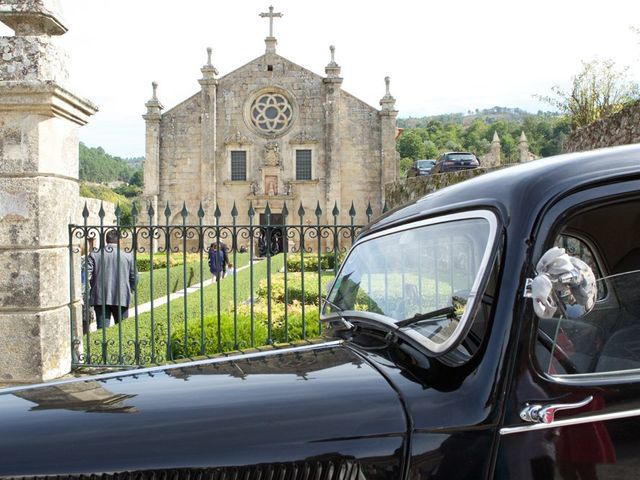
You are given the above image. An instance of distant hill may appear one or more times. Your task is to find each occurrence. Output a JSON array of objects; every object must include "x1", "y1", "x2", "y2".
[
  {"x1": 79, "y1": 143, "x2": 141, "y2": 184},
  {"x1": 398, "y1": 106, "x2": 561, "y2": 129},
  {"x1": 124, "y1": 156, "x2": 144, "y2": 169}
]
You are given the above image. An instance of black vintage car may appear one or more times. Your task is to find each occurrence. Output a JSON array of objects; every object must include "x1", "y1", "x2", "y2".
[
  {"x1": 430, "y1": 151, "x2": 480, "y2": 174},
  {"x1": 3, "y1": 145, "x2": 640, "y2": 479}
]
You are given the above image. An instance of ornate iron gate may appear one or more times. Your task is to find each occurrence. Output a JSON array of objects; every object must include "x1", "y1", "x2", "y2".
[{"x1": 69, "y1": 201, "x2": 379, "y2": 367}]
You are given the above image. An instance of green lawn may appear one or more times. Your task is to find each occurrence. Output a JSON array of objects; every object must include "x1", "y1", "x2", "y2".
[
  {"x1": 83, "y1": 254, "x2": 286, "y2": 365},
  {"x1": 134, "y1": 252, "x2": 251, "y2": 305}
]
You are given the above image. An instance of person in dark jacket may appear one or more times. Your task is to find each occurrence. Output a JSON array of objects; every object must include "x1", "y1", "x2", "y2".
[
  {"x1": 208, "y1": 242, "x2": 232, "y2": 282},
  {"x1": 86, "y1": 230, "x2": 137, "y2": 329}
]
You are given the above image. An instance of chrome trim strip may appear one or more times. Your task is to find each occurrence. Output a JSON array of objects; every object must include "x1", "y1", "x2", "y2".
[
  {"x1": 500, "y1": 408, "x2": 640, "y2": 435},
  {"x1": 0, "y1": 340, "x2": 344, "y2": 395}
]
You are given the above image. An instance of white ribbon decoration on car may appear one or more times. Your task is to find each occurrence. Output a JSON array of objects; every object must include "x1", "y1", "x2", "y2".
[{"x1": 531, "y1": 247, "x2": 598, "y2": 319}]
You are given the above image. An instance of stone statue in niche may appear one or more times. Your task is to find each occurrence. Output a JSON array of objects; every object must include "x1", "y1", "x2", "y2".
[
  {"x1": 263, "y1": 142, "x2": 280, "y2": 166},
  {"x1": 265, "y1": 175, "x2": 278, "y2": 196}
]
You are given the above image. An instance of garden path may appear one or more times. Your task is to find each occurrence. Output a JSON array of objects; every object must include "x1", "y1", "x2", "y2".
[{"x1": 126, "y1": 260, "x2": 263, "y2": 318}]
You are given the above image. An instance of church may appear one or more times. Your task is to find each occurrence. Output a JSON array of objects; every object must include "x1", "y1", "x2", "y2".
[{"x1": 142, "y1": 6, "x2": 399, "y2": 231}]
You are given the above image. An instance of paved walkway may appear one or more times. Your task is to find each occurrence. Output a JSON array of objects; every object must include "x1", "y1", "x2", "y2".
[{"x1": 126, "y1": 260, "x2": 260, "y2": 317}]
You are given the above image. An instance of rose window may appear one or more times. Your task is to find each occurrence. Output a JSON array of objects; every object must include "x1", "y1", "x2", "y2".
[{"x1": 250, "y1": 93, "x2": 293, "y2": 134}]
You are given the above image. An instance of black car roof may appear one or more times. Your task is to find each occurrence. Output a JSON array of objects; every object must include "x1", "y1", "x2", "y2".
[{"x1": 366, "y1": 144, "x2": 640, "y2": 237}]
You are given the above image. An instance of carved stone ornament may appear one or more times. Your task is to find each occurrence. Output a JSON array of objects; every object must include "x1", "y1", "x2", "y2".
[
  {"x1": 263, "y1": 142, "x2": 281, "y2": 166},
  {"x1": 224, "y1": 130, "x2": 253, "y2": 145},
  {"x1": 289, "y1": 130, "x2": 319, "y2": 145}
]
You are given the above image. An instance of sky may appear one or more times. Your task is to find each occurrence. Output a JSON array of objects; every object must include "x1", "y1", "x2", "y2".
[{"x1": 2, "y1": 0, "x2": 638, "y2": 158}]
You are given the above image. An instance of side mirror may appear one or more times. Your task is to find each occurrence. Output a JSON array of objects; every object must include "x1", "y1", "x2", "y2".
[{"x1": 527, "y1": 247, "x2": 597, "y2": 320}]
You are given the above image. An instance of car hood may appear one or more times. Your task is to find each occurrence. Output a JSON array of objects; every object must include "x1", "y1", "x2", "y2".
[{"x1": 0, "y1": 341, "x2": 407, "y2": 476}]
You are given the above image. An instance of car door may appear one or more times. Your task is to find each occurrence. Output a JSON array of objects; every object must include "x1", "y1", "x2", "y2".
[{"x1": 496, "y1": 181, "x2": 640, "y2": 480}]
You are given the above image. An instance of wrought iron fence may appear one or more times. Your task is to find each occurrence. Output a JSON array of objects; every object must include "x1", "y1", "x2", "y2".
[{"x1": 69, "y1": 200, "x2": 382, "y2": 367}]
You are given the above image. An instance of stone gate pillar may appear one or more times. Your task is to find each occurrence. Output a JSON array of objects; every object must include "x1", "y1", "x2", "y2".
[
  {"x1": 198, "y1": 48, "x2": 218, "y2": 219},
  {"x1": 142, "y1": 81, "x2": 162, "y2": 229},
  {"x1": 0, "y1": 0, "x2": 97, "y2": 383},
  {"x1": 379, "y1": 77, "x2": 398, "y2": 207},
  {"x1": 323, "y1": 46, "x2": 343, "y2": 222}
]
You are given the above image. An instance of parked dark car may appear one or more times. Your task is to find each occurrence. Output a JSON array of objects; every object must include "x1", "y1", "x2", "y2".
[
  {"x1": 3, "y1": 145, "x2": 640, "y2": 479},
  {"x1": 430, "y1": 151, "x2": 480, "y2": 173},
  {"x1": 407, "y1": 159, "x2": 436, "y2": 177}
]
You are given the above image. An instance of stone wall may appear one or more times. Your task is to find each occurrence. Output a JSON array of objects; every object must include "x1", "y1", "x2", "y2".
[
  {"x1": 385, "y1": 168, "x2": 495, "y2": 210},
  {"x1": 563, "y1": 101, "x2": 640, "y2": 153}
]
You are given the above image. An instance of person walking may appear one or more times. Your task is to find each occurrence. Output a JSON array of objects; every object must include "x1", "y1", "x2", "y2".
[
  {"x1": 86, "y1": 230, "x2": 137, "y2": 329},
  {"x1": 208, "y1": 242, "x2": 233, "y2": 281}
]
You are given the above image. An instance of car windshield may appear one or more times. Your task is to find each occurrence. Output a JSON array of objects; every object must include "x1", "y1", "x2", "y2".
[
  {"x1": 448, "y1": 154, "x2": 477, "y2": 162},
  {"x1": 324, "y1": 211, "x2": 497, "y2": 353},
  {"x1": 416, "y1": 160, "x2": 435, "y2": 168}
]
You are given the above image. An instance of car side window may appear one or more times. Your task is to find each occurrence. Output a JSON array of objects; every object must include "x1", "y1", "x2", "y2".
[{"x1": 536, "y1": 198, "x2": 640, "y2": 377}]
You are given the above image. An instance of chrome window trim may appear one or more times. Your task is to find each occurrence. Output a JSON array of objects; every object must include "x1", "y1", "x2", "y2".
[
  {"x1": 342, "y1": 210, "x2": 499, "y2": 355},
  {"x1": 500, "y1": 407, "x2": 640, "y2": 435},
  {"x1": 547, "y1": 365, "x2": 640, "y2": 385}
]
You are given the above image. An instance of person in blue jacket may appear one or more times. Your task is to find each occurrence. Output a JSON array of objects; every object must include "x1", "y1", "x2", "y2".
[{"x1": 208, "y1": 242, "x2": 232, "y2": 282}]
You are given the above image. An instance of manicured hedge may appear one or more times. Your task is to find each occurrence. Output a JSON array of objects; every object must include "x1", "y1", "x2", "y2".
[
  {"x1": 169, "y1": 307, "x2": 320, "y2": 358},
  {"x1": 256, "y1": 271, "x2": 335, "y2": 306},
  {"x1": 135, "y1": 252, "x2": 201, "y2": 272},
  {"x1": 286, "y1": 252, "x2": 342, "y2": 272}
]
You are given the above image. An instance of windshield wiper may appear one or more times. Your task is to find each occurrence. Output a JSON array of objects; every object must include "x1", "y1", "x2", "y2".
[
  {"x1": 321, "y1": 296, "x2": 343, "y2": 313},
  {"x1": 396, "y1": 306, "x2": 457, "y2": 328},
  {"x1": 320, "y1": 297, "x2": 354, "y2": 332}
]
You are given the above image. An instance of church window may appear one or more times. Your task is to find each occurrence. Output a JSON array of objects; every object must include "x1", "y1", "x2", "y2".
[
  {"x1": 231, "y1": 151, "x2": 247, "y2": 181},
  {"x1": 250, "y1": 92, "x2": 293, "y2": 135},
  {"x1": 296, "y1": 150, "x2": 312, "y2": 180}
]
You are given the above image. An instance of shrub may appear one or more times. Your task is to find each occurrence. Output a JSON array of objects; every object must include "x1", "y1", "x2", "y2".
[
  {"x1": 170, "y1": 312, "x2": 268, "y2": 358},
  {"x1": 169, "y1": 304, "x2": 321, "y2": 358},
  {"x1": 136, "y1": 252, "x2": 201, "y2": 272},
  {"x1": 286, "y1": 253, "x2": 338, "y2": 272},
  {"x1": 256, "y1": 272, "x2": 335, "y2": 306}
]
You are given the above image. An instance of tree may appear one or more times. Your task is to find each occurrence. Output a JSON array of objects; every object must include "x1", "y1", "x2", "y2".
[
  {"x1": 129, "y1": 169, "x2": 144, "y2": 187},
  {"x1": 423, "y1": 140, "x2": 439, "y2": 159},
  {"x1": 79, "y1": 143, "x2": 137, "y2": 184},
  {"x1": 463, "y1": 120, "x2": 490, "y2": 155},
  {"x1": 536, "y1": 59, "x2": 640, "y2": 129},
  {"x1": 399, "y1": 157, "x2": 414, "y2": 178},
  {"x1": 396, "y1": 131, "x2": 426, "y2": 160}
]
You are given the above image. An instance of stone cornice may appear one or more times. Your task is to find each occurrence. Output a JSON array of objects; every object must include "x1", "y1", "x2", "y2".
[
  {"x1": 142, "y1": 112, "x2": 162, "y2": 122},
  {"x1": 0, "y1": 80, "x2": 97, "y2": 125},
  {"x1": 379, "y1": 109, "x2": 398, "y2": 118},
  {"x1": 0, "y1": 3, "x2": 67, "y2": 35},
  {"x1": 224, "y1": 131, "x2": 253, "y2": 146},
  {"x1": 323, "y1": 77, "x2": 343, "y2": 85},
  {"x1": 289, "y1": 130, "x2": 319, "y2": 144},
  {"x1": 198, "y1": 77, "x2": 218, "y2": 87}
]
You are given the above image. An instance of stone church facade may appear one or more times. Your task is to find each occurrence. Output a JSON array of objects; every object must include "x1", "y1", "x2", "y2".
[{"x1": 142, "y1": 7, "x2": 398, "y2": 232}]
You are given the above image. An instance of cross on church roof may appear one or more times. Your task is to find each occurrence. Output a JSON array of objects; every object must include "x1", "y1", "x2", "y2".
[{"x1": 259, "y1": 5, "x2": 283, "y2": 38}]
